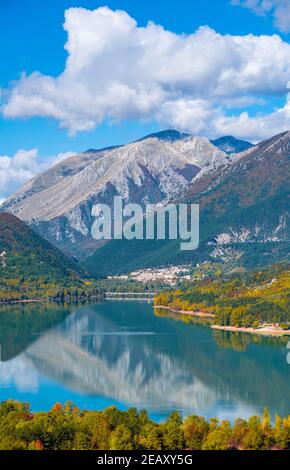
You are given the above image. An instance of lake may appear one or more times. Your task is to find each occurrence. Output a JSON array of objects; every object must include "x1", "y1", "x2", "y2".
[{"x1": 0, "y1": 300, "x2": 289, "y2": 422}]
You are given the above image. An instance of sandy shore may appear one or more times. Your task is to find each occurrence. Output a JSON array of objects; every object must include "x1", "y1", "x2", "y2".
[
  {"x1": 153, "y1": 305, "x2": 214, "y2": 318},
  {"x1": 211, "y1": 324, "x2": 290, "y2": 336}
]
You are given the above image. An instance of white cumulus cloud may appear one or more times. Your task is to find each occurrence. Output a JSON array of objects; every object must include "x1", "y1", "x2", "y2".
[
  {"x1": 2, "y1": 6, "x2": 290, "y2": 141},
  {"x1": 232, "y1": 0, "x2": 290, "y2": 33},
  {"x1": 158, "y1": 88, "x2": 290, "y2": 142},
  {"x1": 0, "y1": 148, "x2": 43, "y2": 196}
]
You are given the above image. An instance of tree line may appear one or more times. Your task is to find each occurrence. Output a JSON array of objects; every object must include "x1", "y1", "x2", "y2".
[{"x1": 0, "y1": 401, "x2": 289, "y2": 450}]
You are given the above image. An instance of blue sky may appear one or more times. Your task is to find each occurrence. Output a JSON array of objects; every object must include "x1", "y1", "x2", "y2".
[
  {"x1": 1, "y1": 0, "x2": 283, "y2": 87},
  {"x1": 0, "y1": 0, "x2": 290, "y2": 200}
]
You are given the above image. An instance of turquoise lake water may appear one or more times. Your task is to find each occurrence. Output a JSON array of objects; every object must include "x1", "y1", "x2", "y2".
[{"x1": 0, "y1": 300, "x2": 289, "y2": 422}]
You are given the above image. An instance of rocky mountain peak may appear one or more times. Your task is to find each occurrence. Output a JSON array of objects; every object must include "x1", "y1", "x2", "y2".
[
  {"x1": 210, "y1": 135, "x2": 253, "y2": 154},
  {"x1": 137, "y1": 129, "x2": 191, "y2": 143}
]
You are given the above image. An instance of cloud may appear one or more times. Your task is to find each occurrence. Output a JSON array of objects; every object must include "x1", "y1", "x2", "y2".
[
  {"x1": 232, "y1": 0, "x2": 290, "y2": 33},
  {"x1": 0, "y1": 148, "x2": 43, "y2": 197},
  {"x1": 0, "y1": 149, "x2": 74, "y2": 201},
  {"x1": 158, "y1": 87, "x2": 290, "y2": 142},
  {"x1": 2, "y1": 6, "x2": 290, "y2": 141}
]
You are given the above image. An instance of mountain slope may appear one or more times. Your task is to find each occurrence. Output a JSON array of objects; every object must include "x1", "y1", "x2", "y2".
[
  {"x1": 0, "y1": 213, "x2": 85, "y2": 283},
  {"x1": 85, "y1": 131, "x2": 290, "y2": 277},
  {"x1": 1, "y1": 131, "x2": 226, "y2": 258},
  {"x1": 211, "y1": 136, "x2": 253, "y2": 154},
  {"x1": 187, "y1": 130, "x2": 289, "y2": 212}
]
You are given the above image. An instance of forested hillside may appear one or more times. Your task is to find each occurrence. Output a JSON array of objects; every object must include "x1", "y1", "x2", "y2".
[
  {"x1": 0, "y1": 213, "x2": 102, "y2": 301},
  {"x1": 154, "y1": 263, "x2": 290, "y2": 328}
]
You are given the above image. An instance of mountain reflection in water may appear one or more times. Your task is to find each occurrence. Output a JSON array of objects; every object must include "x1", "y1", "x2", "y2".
[{"x1": 0, "y1": 301, "x2": 289, "y2": 421}]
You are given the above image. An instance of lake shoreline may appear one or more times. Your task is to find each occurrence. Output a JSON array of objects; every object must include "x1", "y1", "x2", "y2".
[
  {"x1": 153, "y1": 305, "x2": 214, "y2": 318},
  {"x1": 0, "y1": 299, "x2": 41, "y2": 305},
  {"x1": 154, "y1": 305, "x2": 290, "y2": 336},
  {"x1": 2, "y1": 300, "x2": 290, "y2": 337},
  {"x1": 211, "y1": 324, "x2": 290, "y2": 336},
  {"x1": 0, "y1": 295, "x2": 105, "y2": 305}
]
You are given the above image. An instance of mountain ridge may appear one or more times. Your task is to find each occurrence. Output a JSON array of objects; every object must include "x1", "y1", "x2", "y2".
[
  {"x1": 85, "y1": 130, "x2": 290, "y2": 277},
  {"x1": 1, "y1": 131, "x2": 227, "y2": 258},
  {"x1": 2, "y1": 129, "x2": 288, "y2": 270}
]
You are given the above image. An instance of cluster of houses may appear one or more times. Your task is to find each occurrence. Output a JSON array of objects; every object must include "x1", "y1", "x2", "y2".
[{"x1": 107, "y1": 265, "x2": 194, "y2": 286}]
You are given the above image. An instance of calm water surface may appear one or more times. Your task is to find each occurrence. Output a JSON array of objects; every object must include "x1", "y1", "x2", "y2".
[{"x1": 0, "y1": 301, "x2": 289, "y2": 422}]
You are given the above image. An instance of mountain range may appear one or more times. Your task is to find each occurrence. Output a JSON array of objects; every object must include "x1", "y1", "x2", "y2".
[
  {"x1": 1, "y1": 130, "x2": 289, "y2": 278},
  {"x1": 1, "y1": 130, "x2": 227, "y2": 258},
  {"x1": 85, "y1": 131, "x2": 290, "y2": 277}
]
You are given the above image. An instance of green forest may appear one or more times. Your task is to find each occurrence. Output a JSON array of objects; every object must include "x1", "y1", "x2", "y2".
[
  {"x1": 0, "y1": 213, "x2": 106, "y2": 302},
  {"x1": 0, "y1": 401, "x2": 289, "y2": 450},
  {"x1": 154, "y1": 263, "x2": 290, "y2": 328}
]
